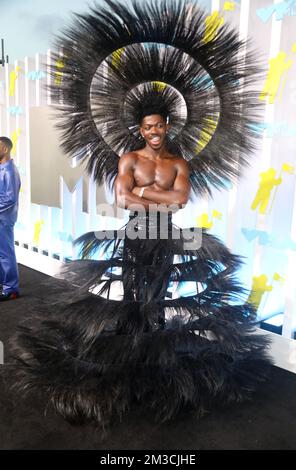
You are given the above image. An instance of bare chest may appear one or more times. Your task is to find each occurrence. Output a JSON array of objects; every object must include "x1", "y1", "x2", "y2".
[{"x1": 133, "y1": 158, "x2": 177, "y2": 189}]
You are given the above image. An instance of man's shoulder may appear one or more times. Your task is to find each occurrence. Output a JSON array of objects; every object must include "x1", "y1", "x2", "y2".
[
  {"x1": 120, "y1": 151, "x2": 139, "y2": 162},
  {"x1": 118, "y1": 151, "x2": 139, "y2": 170},
  {"x1": 170, "y1": 155, "x2": 190, "y2": 169},
  {"x1": 1, "y1": 159, "x2": 18, "y2": 172},
  {"x1": 11, "y1": 160, "x2": 21, "y2": 177}
]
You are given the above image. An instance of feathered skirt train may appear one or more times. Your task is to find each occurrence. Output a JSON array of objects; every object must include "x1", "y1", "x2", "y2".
[{"x1": 10, "y1": 212, "x2": 272, "y2": 427}]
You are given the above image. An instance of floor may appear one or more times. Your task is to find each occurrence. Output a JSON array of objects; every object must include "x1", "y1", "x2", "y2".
[{"x1": 0, "y1": 265, "x2": 296, "y2": 450}]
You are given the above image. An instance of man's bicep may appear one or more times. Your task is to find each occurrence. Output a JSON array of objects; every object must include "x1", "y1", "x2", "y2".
[
  {"x1": 0, "y1": 172, "x2": 18, "y2": 212},
  {"x1": 116, "y1": 155, "x2": 136, "y2": 194},
  {"x1": 173, "y1": 162, "x2": 191, "y2": 196},
  {"x1": 4, "y1": 171, "x2": 18, "y2": 200},
  {"x1": 115, "y1": 173, "x2": 135, "y2": 194}
]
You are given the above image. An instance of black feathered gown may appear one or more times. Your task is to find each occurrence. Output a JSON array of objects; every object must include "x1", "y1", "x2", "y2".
[{"x1": 11, "y1": 211, "x2": 271, "y2": 427}]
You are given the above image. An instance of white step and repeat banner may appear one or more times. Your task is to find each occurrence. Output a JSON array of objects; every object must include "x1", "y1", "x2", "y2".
[{"x1": 0, "y1": 0, "x2": 296, "y2": 371}]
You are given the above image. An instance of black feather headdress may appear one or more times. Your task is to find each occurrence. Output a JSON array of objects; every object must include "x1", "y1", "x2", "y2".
[{"x1": 49, "y1": 0, "x2": 264, "y2": 195}]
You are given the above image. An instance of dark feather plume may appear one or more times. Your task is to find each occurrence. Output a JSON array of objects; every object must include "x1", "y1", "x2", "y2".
[{"x1": 49, "y1": 0, "x2": 264, "y2": 195}]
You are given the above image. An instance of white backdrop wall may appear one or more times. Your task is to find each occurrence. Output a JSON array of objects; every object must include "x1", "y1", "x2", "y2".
[{"x1": 0, "y1": 0, "x2": 296, "y2": 371}]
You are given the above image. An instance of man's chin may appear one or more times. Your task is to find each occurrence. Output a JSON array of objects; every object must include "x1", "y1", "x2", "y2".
[{"x1": 148, "y1": 141, "x2": 164, "y2": 150}]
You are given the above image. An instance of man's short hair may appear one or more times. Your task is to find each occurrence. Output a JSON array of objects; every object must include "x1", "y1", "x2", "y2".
[
  {"x1": 0, "y1": 136, "x2": 13, "y2": 150},
  {"x1": 137, "y1": 91, "x2": 169, "y2": 125}
]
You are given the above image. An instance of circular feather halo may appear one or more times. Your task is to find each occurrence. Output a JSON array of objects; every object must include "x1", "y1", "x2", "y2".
[{"x1": 49, "y1": 0, "x2": 264, "y2": 196}]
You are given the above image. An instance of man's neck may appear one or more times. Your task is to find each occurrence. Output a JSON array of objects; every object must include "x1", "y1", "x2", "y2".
[
  {"x1": 142, "y1": 145, "x2": 167, "y2": 160},
  {"x1": 0, "y1": 155, "x2": 11, "y2": 165}
]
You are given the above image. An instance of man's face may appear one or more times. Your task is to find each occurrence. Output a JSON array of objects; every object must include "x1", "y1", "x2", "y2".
[
  {"x1": 0, "y1": 141, "x2": 8, "y2": 160},
  {"x1": 140, "y1": 114, "x2": 167, "y2": 150}
]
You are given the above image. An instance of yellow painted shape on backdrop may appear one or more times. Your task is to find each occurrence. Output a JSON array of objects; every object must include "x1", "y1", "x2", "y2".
[
  {"x1": 247, "y1": 274, "x2": 273, "y2": 310},
  {"x1": 223, "y1": 2, "x2": 236, "y2": 11},
  {"x1": 259, "y1": 51, "x2": 292, "y2": 104},
  {"x1": 292, "y1": 43, "x2": 296, "y2": 53},
  {"x1": 11, "y1": 128, "x2": 21, "y2": 156},
  {"x1": 33, "y1": 220, "x2": 45, "y2": 246},
  {"x1": 196, "y1": 209, "x2": 222, "y2": 228},
  {"x1": 251, "y1": 168, "x2": 282, "y2": 215},
  {"x1": 196, "y1": 213, "x2": 213, "y2": 229},
  {"x1": 273, "y1": 272, "x2": 285, "y2": 285},
  {"x1": 203, "y1": 11, "x2": 224, "y2": 44},
  {"x1": 282, "y1": 162, "x2": 295, "y2": 174},
  {"x1": 9, "y1": 66, "x2": 21, "y2": 97},
  {"x1": 54, "y1": 57, "x2": 65, "y2": 86},
  {"x1": 212, "y1": 209, "x2": 222, "y2": 220}
]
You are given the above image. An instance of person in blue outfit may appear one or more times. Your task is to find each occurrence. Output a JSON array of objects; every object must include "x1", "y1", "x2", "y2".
[{"x1": 0, "y1": 136, "x2": 21, "y2": 301}]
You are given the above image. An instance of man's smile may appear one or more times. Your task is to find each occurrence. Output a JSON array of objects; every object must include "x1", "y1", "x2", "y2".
[{"x1": 150, "y1": 136, "x2": 161, "y2": 144}]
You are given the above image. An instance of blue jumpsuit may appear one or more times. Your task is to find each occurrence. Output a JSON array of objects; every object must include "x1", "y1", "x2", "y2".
[{"x1": 0, "y1": 159, "x2": 21, "y2": 294}]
